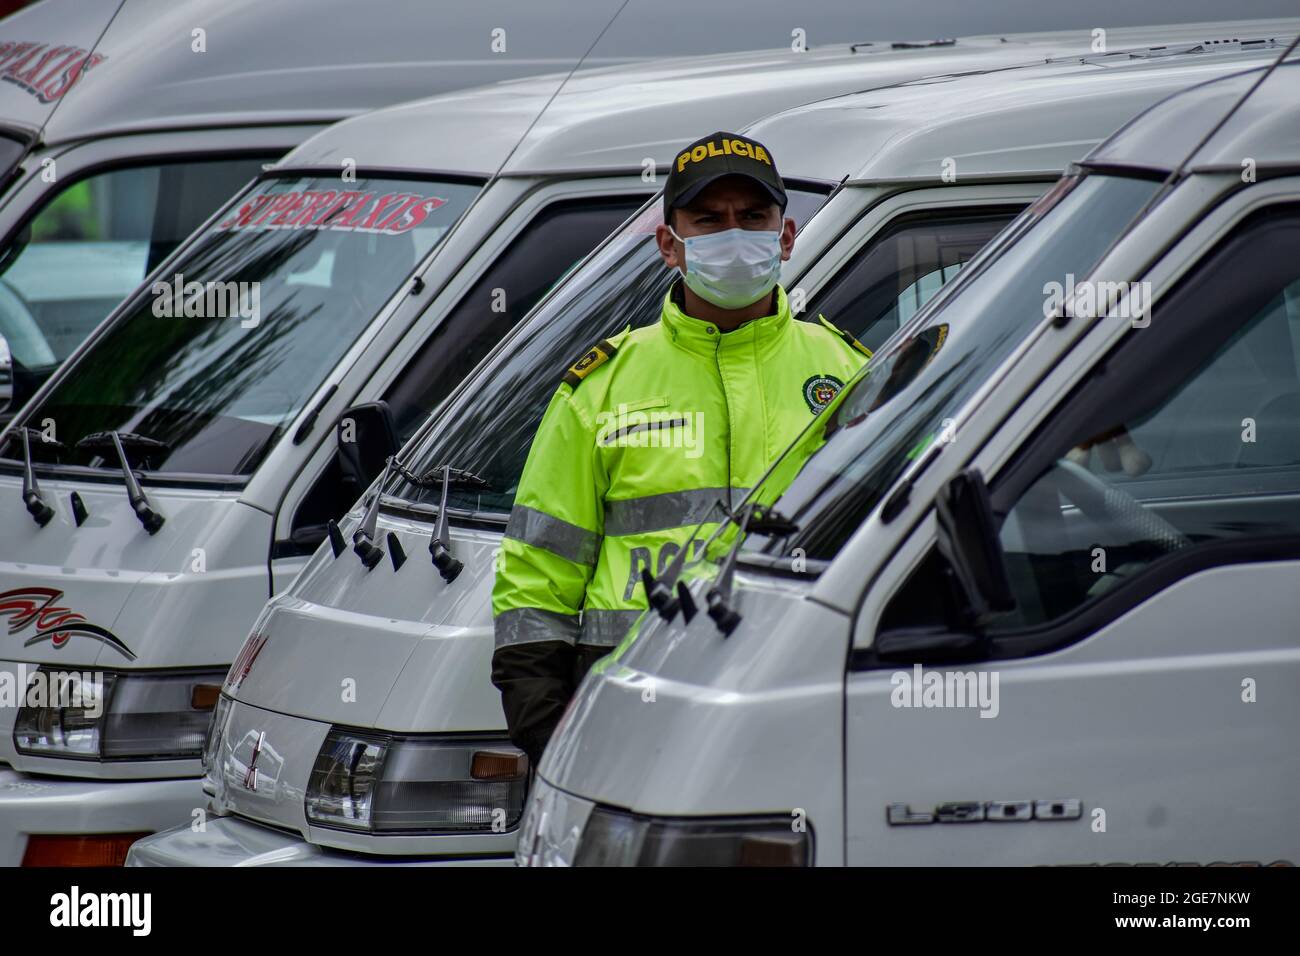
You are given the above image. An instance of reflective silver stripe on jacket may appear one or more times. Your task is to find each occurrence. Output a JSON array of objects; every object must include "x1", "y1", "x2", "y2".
[
  {"x1": 603, "y1": 486, "x2": 749, "y2": 537},
  {"x1": 494, "y1": 607, "x2": 581, "y2": 648},
  {"x1": 505, "y1": 504, "x2": 601, "y2": 566},
  {"x1": 579, "y1": 608, "x2": 644, "y2": 647}
]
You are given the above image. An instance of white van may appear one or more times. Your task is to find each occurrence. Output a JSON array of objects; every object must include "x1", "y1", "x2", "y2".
[
  {"x1": 0, "y1": 0, "x2": 619, "y2": 424},
  {"x1": 122, "y1": 29, "x2": 1297, "y2": 867},
  {"x1": 0, "y1": 29, "x2": 1130, "y2": 867},
  {"x1": 514, "y1": 59, "x2": 1300, "y2": 867}
]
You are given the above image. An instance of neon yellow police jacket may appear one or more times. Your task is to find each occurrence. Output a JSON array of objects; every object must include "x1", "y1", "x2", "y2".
[{"x1": 490, "y1": 282, "x2": 867, "y2": 760}]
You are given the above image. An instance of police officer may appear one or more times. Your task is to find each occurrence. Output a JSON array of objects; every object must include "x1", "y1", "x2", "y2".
[{"x1": 491, "y1": 131, "x2": 869, "y2": 766}]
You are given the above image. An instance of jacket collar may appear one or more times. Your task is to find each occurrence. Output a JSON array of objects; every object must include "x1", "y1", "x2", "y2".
[{"x1": 660, "y1": 280, "x2": 792, "y2": 359}]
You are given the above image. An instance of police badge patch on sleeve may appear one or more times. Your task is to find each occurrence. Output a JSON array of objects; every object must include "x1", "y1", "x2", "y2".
[{"x1": 803, "y1": 374, "x2": 844, "y2": 413}]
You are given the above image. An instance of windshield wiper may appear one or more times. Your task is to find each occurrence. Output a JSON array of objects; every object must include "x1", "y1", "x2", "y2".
[
  {"x1": 340, "y1": 457, "x2": 487, "y2": 581},
  {"x1": 641, "y1": 496, "x2": 800, "y2": 636},
  {"x1": 349, "y1": 458, "x2": 394, "y2": 571},
  {"x1": 704, "y1": 503, "x2": 800, "y2": 637},
  {"x1": 17, "y1": 427, "x2": 64, "y2": 527},
  {"x1": 642, "y1": 497, "x2": 729, "y2": 624},
  {"x1": 419, "y1": 464, "x2": 487, "y2": 583},
  {"x1": 703, "y1": 505, "x2": 754, "y2": 637},
  {"x1": 390, "y1": 462, "x2": 488, "y2": 493},
  {"x1": 74, "y1": 431, "x2": 168, "y2": 535}
]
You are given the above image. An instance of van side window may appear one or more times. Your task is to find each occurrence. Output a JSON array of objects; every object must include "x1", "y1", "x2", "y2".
[
  {"x1": 381, "y1": 195, "x2": 647, "y2": 442},
  {"x1": 804, "y1": 209, "x2": 1020, "y2": 352},
  {"x1": 991, "y1": 205, "x2": 1300, "y2": 631},
  {"x1": 0, "y1": 157, "x2": 271, "y2": 369}
]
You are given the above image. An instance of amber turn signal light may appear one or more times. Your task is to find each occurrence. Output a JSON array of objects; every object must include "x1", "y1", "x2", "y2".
[{"x1": 22, "y1": 833, "x2": 151, "y2": 867}]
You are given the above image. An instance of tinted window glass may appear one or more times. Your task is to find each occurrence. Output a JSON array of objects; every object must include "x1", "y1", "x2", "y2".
[
  {"x1": 994, "y1": 209, "x2": 1300, "y2": 629},
  {"x1": 388, "y1": 188, "x2": 827, "y2": 514},
  {"x1": 0, "y1": 158, "x2": 271, "y2": 368},
  {"x1": 747, "y1": 174, "x2": 1161, "y2": 561},
  {"x1": 382, "y1": 195, "x2": 645, "y2": 441},
  {"x1": 807, "y1": 210, "x2": 1020, "y2": 352},
  {"x1": 2, "y1": 175, "x2": 480, "y2": 477}
]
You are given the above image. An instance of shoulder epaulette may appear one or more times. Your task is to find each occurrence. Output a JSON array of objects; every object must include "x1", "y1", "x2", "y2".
[
  {"x1": 562, "y1": 326, "x2": 630, "y2": 389},
  {"x1": 818, "y1": 313, "x2": 872, "y2": 359}
]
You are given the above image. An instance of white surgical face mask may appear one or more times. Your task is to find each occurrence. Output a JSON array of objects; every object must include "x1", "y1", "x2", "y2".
[{"x1": 669, "y1": 225, "x2": 782, "y2": 310}]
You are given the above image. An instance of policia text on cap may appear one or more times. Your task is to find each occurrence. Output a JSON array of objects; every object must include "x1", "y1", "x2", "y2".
[{"x1": 490, "y1": 132, "x2": 869, "y2": 765}]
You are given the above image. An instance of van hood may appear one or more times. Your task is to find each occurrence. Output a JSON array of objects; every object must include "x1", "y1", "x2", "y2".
[
  {"x1": 540, "y1": 567, "x2": 851, "y2": 818},
  {"x1": 0, "y1": 471, "x2": 271, "y2": 668},
  {"x1": 233, "y1": 495, "x2": 851, "y2": 821},
  {"x1": 229, "y1": 503, "x2": 503, "y2": 733}
]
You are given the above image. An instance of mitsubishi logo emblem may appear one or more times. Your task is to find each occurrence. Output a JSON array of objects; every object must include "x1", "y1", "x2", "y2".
[{"x1": 243, "y1": 731, "x2": 265, "y2": 791}]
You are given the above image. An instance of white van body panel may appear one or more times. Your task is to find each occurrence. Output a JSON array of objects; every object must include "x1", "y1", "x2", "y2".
[{"x1": 845, "y1": 561, "x2": 1300, "y2": 865}]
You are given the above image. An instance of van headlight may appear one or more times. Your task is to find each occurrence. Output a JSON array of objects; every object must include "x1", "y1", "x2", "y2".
[
  {"x1": 14, "y1": 667, "x2": 225, "y2": 760},
  {"x1": 518, "y1": 777, "x2": 812, "y2": 866},
  {"x1": 305, "y1": 730, "x2": 529, "y2": 833}
]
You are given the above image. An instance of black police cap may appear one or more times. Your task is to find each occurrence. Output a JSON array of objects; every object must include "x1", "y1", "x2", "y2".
[{"x1": 663, "y1": 131, "x2": 787, "y2": 223}]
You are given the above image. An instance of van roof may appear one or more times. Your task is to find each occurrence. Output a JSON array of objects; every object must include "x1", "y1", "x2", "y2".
[
  {"x1": 747, "y1": 23, "x2": 1299, "y2": 185},
  {"x1": 0, "y1": 0, "x2": 621, "y2": 147},
  {"x1": 276, "y1": 19, "x2": 1298, "y2": 179},
  {"x1": 1084, "y1": 59, "x2": 1300, "y2": 176}
]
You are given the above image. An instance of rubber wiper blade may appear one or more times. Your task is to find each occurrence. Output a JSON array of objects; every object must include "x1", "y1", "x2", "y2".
[
  {"x1": 75, "y1": 430, "x2": 165, "y2": 535},
  {"x1": 705, "y1": 504, "x2": 754, "y2": 637},
  {"x1": 77, "y1": 430, "x2": 170, "y2": 454},
  {"x1": 392, "y1": 461, "x2": 489, "y2": 491},
  {"x1": 366, "y1": 458, "x2": 484, "y2": 580},
  {"x1": 18, "y1": 427, "x2": 63, "y2": 527},
  {"x1": 656, "y1": 500, "x2": 797, "y2": 635}
]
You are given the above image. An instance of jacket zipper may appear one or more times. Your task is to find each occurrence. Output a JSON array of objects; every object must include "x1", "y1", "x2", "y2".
[{"x1": 714, "y1": 333, "x2": 733, "y2": 508}]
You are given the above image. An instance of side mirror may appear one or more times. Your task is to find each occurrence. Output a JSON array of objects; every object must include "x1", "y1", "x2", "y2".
[
  {"x1": 934, "y1": 467, "x2": 1015, "y2": 628},
  {"x1": 336, "y1": 401, "x2": 399, "y2": 490}
]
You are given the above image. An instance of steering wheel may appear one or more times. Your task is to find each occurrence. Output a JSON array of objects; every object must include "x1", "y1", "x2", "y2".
[
  {"x1": 1046, "y1": 458, "x2": 1191, "y2": 556},
  {"x1": 0, "y1": 277, "x2": 55, "y2": 367}
]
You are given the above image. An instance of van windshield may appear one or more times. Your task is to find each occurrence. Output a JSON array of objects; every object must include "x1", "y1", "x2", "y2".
[
  {"x1": 387, "y1": 187, "x2": 829, "y2": 513},
  {"x1": 1, "y1": 175, "x2": 480, "y2": 477},
  {"x1": 744, "y1": 173, "x2": 1161, "y2": 561}
]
